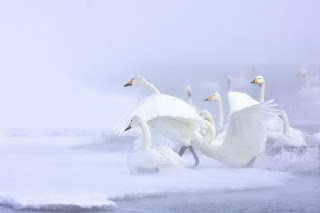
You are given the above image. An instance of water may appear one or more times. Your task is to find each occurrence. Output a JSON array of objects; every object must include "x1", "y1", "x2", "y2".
[{"x1": 0, "y1": 127, "x2": 319, "y2": 213}]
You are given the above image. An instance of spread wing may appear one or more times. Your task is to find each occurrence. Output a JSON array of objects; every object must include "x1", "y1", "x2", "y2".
[{"x1": 116, "y1": 94, "x2": 205, "y2": 135}]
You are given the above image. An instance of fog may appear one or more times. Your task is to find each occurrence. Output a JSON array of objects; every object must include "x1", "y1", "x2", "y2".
[{"x1": 0, "y1": 0, "x2": 319, "y2": 131}]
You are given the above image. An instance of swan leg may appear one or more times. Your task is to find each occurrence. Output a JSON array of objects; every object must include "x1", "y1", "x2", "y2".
[
  {"x1": 179, "y1": 146, "x2": 189, "y2": 156},
  {"x1": 244, "y1": 156, "x2": 256, "y2": 168},
  {"x1": 189, "y1": 146, "x2": 199, "y2": 167}
]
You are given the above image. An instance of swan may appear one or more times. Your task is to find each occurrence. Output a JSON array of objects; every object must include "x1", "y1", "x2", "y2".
[
  {"x1": 272, "y1": 111, "x2": 307, "y2": 149},
  {"x1": 307, "y1": 133, "x2": 320, "y2": 147},
  {"x1": 203, "y1": 92, "x2": 224, "y2": 130},
  {"x1": 199, "y1": 110, "x2": 216, "y2": 144},
  {"x1": 203, "y1": 91, "x2": 260, "y2": 144},
  {"x1": 298, "y1": 68, "x2": 320, "y2": 88},
  {"x1": 227, "y1": 75, "x2": 232, "y2": 91},
  {"x1": 251, "y1": 75, "x2": 309, "y2": 142},
  {"x1": 120, "y1": 76, "x2": 206, "y2": 167},
  {"x1": 186, "y1": 85, "x2": 192, "y2": 106},
  {"x1": 192, "y1": 96, "x2": 280, "y2": 167},
  {"x1": 125, "y1": 116, "x2": 184, "y2": 174},
  {"x1": 298, "y1": 68, "x2": 311, "y2": 88}
]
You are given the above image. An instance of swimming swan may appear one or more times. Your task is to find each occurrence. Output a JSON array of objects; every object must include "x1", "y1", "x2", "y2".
[
  {"x1": 272, "y1": 111, "x2": 307, "y2": 149},
  {"x1": 125, "y1": 116, "x2": 184, "y2": 174},
  {"x1": 307, "y1": 133, "x2": 320, "y2": 147},
  {"x1": 192, "y1": 97, "x2": 280, "y2": 167},
  {"x1": 251, "y1": 75, "x2": 309, "y2": 142},
  {"x1": 120, "y1": 76, "x2": 206, "y2": 167}
]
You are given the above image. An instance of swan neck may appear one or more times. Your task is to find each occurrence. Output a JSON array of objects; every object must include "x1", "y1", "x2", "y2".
[
  {"x1": 304, "y1": 74, "x2": 311, "y2": 88},
  {"x1": 188, "y1": 96, "x2": 192, "y2": 106},
  {"x1": 138, "y1": 119, "x2": 151, "y2": 149},
  {"x1": 143, "y1": 80, "x2": 160, "y2": 94},
  {"x1": 259, "y1": 83, "x2": 265, "y2": 103},
  {"x1": 280, "y1": 111, "x2": 290, "y2": 134},
  {"x1": 217, "y1": 98, "x2": 224, "y2": 129},
  {"x1": 204, "y1": 120, "x2": 216, "y2": 144},
  {"x1": 228, "y1": 81, "x2": 232, "y2": 91}
]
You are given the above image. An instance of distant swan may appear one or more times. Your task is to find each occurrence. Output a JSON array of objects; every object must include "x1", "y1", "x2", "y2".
[
  {"x1": 125, "y1": 116, "x2": 184, "y2": 174},
  {"x1": 120, "y1": 76, "x2": 206, "y2": 167},
  {"x1": 186, "y1": 85, "x2": 192, "y2": 106},
  {"x1": 192, "y1": 95, "x2": 280, "y2": 167}
]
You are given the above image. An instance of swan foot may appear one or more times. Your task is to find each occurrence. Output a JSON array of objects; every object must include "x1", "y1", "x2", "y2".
[
  {"x1": 244, "y1": 156, "x2": 256, "y2": 168},
  {"x1": 179, "y1": 146, "x2": 189, "y2": 156},
  {"x1": 189, "y1": 146, "x2": 200, "y2": 168}
]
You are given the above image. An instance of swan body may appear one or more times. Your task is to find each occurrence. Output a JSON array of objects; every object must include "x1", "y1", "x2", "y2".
[
  {"x1": 125, "y1": 116, "x2": 184, "y2": 174},
  {"x1": 272, "y1": 111, "x2": 307, "y2": 149},
  {"x1": 192, "y1": 98, "x2": 280, "y2": 167},
  {"x1": 307, "y1": 133, "x2": 320, "y2": 147},
  {"x1": 251, "y1": 75, "x2": 309, "y2": 142}
]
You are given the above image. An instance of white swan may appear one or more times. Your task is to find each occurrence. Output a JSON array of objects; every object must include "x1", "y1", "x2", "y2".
[
  {"x1": 120, "y1": 76, "x2": 206, "y2": 167},
  {"x1": 125, "y1": 116, "x2": 184, "y2": 174},
  {"x1": 186, "y1": 85, "x2": 192, "y2": 106},
  {"x1": 199, "y1": 110, "x2": 216, "y2": 144},
  {"x1": 298, "y1": 68, "x2": 311, "y2": 88},
  {"x1": 202, "y1": 91, "x2": 255, "y2": 143},
  {"x1": 272, "y1": 111, "x2": 307, "y2": 149},
  {"x1": 192, "y1": 97, "x2": 280, "y2": 167},
  {"x1": 307, "y1": 133, "x2": 320, "y2": 147},
  {"x1": 251, "y1": 75, "x2": 309, "y2": 142},
  {"x1": 227, "y1": 75, "x2": 232, "y2": 91},
  {"x1": 203, "y1": 92, "x2": 224, "y2": 130}
]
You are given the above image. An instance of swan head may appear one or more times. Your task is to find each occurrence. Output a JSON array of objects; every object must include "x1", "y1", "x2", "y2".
[
  {"x1": 199, "y1": 110, "x2": 212, "y2": 121},
  {"x1": 203, "y1": 92, "x2": 221, "y2": 101},
  {"x1": 298, "y1": 68, "x2": 307, "y2": 76},
  {"x1": 186, "y1": 85, "x2": 191, "y2": 97},
  {"x1": 125, "y1": 116, "x2": 142, "y2": 131},
  {"x1": 251, "y1": 75, "x2": 264, "y2": 85},
  {"x1": 227, "y1": 75, "x2": 232, "y2": 83},
  {"x1": 124, "y1": 76, "x2": 146, "y2": 87}
]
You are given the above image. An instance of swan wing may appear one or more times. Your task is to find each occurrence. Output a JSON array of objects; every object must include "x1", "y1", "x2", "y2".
[
  {"x1": 116, "y1": 94, "x2": 205, "y2": 135},
  {"x1": 153, "y1": 147, "x2": 185, "y2": 166},
  {"x1": 149, "y1": 128, "x2": 178, "y2": 148},
  {"x1": 222, "y1": 100, "x2": 280, "y2": 158},
  {"x1": 228, "y1": 91, "x2": 259, "y2": 114}
]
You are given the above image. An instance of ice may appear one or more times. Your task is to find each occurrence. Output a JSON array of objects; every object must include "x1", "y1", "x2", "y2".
[{"x1": 0, "y1": 133, "x2": 295, "y2": 210}]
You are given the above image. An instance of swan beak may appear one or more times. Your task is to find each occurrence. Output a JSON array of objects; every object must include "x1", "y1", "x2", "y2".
[
  {"x1": 204, "y1": 95, "x2": 213, "y2": 101},
  {"x1": 125, "y1": 123, "x2": 132, "y2": 131},
  {"x1": 124, "y1": 78, "x2": 134, "y2": 87},
  {"x1": 187, "y1": 89, "x2": 191, "y2": 97},
  {"x1": 251, "y1": 78, "x2": 258, "y2": 84}
]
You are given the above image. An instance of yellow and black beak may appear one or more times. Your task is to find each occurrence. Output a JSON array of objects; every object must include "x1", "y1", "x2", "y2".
[
  {"x1": 204, "y1": 95, "x2": 213, "y2": 101},
  {"x1": 124, "y1": 78, "x2": 134, "y2": 87},
  {"x1": 125, "y1": 123, "x2": 132, "y2": 131},
  {"x1": 251, "y1": 78, "x2": 258, "y2": 84},
  {"x1": 187, "y1": 89, "x2": 191, "y2": 97}
]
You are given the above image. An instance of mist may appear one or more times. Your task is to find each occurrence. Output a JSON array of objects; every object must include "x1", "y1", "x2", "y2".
[{"x1": 0, "y1": 0, "x2": 319, "y2": 131}]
